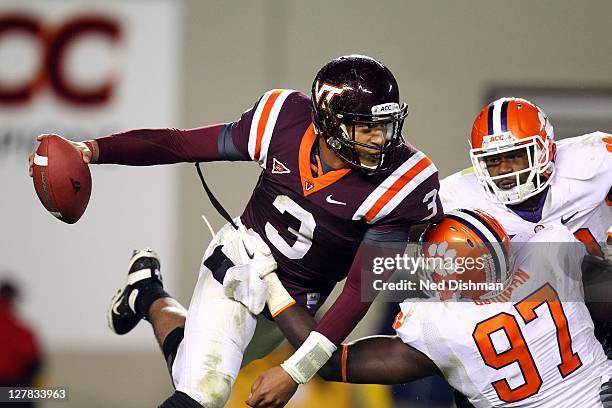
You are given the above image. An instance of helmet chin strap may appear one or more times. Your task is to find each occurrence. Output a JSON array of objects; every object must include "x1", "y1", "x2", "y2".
[
  {"x1": 326, "y1": 136, "x2": 341, "y2": 150},
  {"x1": 336, "y1": 123, "x2": 387, "y2": 172},
  {"x1": 359, "y1": 153, "x2": 385, "y2": 171}
]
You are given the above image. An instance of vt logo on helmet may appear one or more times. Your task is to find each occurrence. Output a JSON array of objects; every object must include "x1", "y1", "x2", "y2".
[
  {"x1": 311, "y1": 55, "x2": 409, "y2": 174},
  {"x1": 469, "y1": 97, "x2": 556, "y2": 205},
  {"x1": 314, "y1": 83, "x2": 346, "y2": 106}
]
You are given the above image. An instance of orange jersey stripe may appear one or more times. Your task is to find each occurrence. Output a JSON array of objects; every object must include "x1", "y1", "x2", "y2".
[
  {"x1": 341, "y1": 344, "x2": 349, "y2": 382},
  {"x1": 364, "y1": 156, "x2": 432, "y2": 223},
  {"x1": 254, "y1": 90, "x2": 282, "y2": 160},
  {"x1": 603, "y1": 136, "x2": 612, "y2": 153},
  {"x1": 574, "y1": 229, "x2": 604, "y2": 258}
]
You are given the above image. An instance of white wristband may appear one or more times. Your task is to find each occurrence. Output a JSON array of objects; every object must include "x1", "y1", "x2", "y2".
[
  {"x1": 280, "y1": 331, "x2": 337, "y2": 384},
  {"x1": 264, "y1": 273, "x2": 295, "y2": 317}
]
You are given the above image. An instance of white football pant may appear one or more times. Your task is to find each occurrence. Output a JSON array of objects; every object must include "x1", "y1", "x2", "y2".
[{"x1": 171, "y1": 221, "x2": 284, "y2": 407}]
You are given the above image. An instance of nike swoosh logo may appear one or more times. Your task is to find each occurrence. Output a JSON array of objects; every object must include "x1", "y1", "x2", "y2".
[
  {"x1": 326, "y1": 195, "x2": 346, "y2": 206},
  {"x1": 561, "y1": 212, "x2": 579, "y2": 225},
  {"x1": 242, "y1": 241, "x2": 254, "y2": 259}
]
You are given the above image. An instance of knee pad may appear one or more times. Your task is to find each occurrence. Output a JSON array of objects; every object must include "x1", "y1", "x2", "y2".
[{"x1": 158, "y1": 391, "x2": 201, "y2": 408}]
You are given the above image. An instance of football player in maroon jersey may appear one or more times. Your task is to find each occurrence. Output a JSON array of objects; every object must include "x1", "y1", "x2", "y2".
[{"x1": 28, "y1": 55, "x2": 442, "y2": 407}]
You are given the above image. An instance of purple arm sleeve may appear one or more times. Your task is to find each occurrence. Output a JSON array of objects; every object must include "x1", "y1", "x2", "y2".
[
  {"x1": 314, "y1": 245, "x2": 372, "y2": 345},
  {"x1": 94, "y1": 98, "x2": 258, "y2": 166},
  {"x1": 314, "y1": 226, "x2": 409, "y2": 345},
  {"x1": 95, "y1": 122, "x2": 250, "y2": 165},
  {"x1": 315, "y1": 179, "x2": 443, "y2": 344}
]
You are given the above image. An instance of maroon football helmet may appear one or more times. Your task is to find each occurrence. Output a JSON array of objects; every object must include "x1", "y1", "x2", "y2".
[{"x1": 311, "y1": 55, "x2": 409, "y2": 173}]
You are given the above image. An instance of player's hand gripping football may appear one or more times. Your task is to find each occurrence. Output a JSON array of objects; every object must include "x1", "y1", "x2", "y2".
[
  {"x1": 28, "y1": 134, "x2": 96, "y2": 177},
  {"x1": 246, "y1": 365, "x2": 298, "y2": 408}
]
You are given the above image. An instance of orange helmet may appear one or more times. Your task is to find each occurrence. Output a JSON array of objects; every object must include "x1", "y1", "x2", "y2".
[
  {"x1": 469, "y1": 97, "x2": 556, "y2": 205},
  {"x1": 418, "y1": 209, "x2": 513, "y2": 301}
]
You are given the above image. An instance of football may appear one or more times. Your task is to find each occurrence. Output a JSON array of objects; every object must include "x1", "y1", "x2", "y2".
[{"x1": 32, "y1": 136, "x2": 92, "y2": 224}]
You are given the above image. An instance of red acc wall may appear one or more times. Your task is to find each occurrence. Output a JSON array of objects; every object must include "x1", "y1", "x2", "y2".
[{"x1": 0, "y1": 14, "x2": 121, "y2": 106}]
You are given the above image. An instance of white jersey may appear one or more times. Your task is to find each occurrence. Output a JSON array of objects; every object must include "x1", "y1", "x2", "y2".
[
  {"x1": 395, "y1": 227, "x2": 611, "y2": 407},
  {"x1": 440, "y1": 132, "x2": 612, "y2": 251}
]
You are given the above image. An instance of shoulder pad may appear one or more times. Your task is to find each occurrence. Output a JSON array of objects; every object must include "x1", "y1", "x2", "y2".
[
  {"x1": 280, "y1": 90, "x2": 311, "y2": 108},
  {"x1": 555, "y1": 132, "x2": 611, "y2": 180},
  {"x1": 353, "y1": 150, "x2": 438, "y2": 224},
  {"x1": 441, "y1": 167, "x2": 477, "y2": 183},
  {"x1": 252, "y1": 89, "x2": 309, "y2": 118},
  {"x1": 246, "y1": 89, "x2": 306, "y2": 166},
  {"x1": 460, "y1": 166, "x2": 475, "y2": 175},
  {"x1": 439, "y1": 168, "x2": 482, "y2": 206}
]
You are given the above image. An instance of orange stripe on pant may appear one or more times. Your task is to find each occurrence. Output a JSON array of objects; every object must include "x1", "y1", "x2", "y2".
[
  {"x1": 254, "y1": 90, "x2": 282, "y2": 161},
  {"x1": 364, "y1": 156, "x2": 432, "y2": 223}
]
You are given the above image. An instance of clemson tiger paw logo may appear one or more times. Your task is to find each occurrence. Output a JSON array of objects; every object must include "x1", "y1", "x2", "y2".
[{"x1": 425, "y1": 241, "x2": 458, "y2": 276}]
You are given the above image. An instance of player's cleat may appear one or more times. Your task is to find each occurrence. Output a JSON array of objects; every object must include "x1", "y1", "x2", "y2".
[{"x1": 107, "y1": 249, "x2": 162, "y2": 335}]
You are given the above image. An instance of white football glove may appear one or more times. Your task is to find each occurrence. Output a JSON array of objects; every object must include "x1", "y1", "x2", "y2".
[
  {"x1": 223, "y1": 264, "x2": 269, "y2": 315},
  {"x1": 218, "y1": 225, "x2": 277, "y2": 276},
  {"x1": 238, "y1": 225, "x2": 277, "y2": 276},
  {"x1": 217, "y1": 224, "x2": 278, "y2": 314}
]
